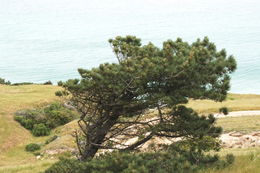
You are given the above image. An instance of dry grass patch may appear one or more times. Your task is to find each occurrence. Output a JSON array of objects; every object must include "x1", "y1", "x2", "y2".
[
  {"x1": 200, "y1": 147, "x2": 260, "y2": 173},
  {"x1": 0, "y1": 85, "x2": 60, "y2": 167},
  {"x1": 187, "y1": 94, "x2": 260, "y2": 113},
  {"x1": 217, "y1": 115, "x2": 260, "y2": 133},
  {"x1": 0, "y1": 160, "x2": 57, "y2": 173}
]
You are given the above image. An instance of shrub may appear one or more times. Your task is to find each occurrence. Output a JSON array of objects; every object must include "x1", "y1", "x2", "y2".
[
  {"x1": 219, "y1": 107, "x2": 229, "y2": 115},
  {"x1": 55, "y1": 91, "x2": 63, "y2": 97},
  {"x1": 11, "y1": 82, "x2": 33, "y2": 86},
  {"x1": 45, "y1": 150, "x2": 234, "y2": 173},
  {"x1": 22, "y1": 119, "x2": 34, "y2": 130},
  {"x1": 14, "y1": 102, "x2": 78, "y2": 136},
  {"x1": 46, "y1": 111, "x2": 72, "y2": 128},
  {"x1": 14, "y1": 116, "x2": 23, "y2": 123},
  {"x1": 45, "y1": 158, "x2": 85, "y2": 173},
  {"x1": 55, "y1": 90, "x2": 69, "y2": 97},
  {"x1": 45, "y1": 151, "x2": 197, "y2": 173},
  {"x1": 57, "y1": 81, "x2": 63, "y2": 86},
  {"x1": 44, "y1": 103, "x2": 76, "y2": 128},
  {"x1": 45, "y1": 135, "x2": 58, "y2": 144},
  {"x1": 43, "y1": 81, "x2": 52, "y2": 85},
  {"x1": 226, "y1": 154, "x2": 235, "y2": 165},
  {"x1": 25, "y1": 143, "x2": 41, "y2": 152},
  {"x1": 45, "y1": 147, "x2": 235, "y2": 173},
  {"x1": 32, "y1": 124, "x2": 51, "y2": 136},
  {"x1": 0, "y1": 77, "x2": 11, "y2": 85}
]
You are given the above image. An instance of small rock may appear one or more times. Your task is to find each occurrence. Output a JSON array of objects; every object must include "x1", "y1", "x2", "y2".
[{"x1": 251, "y1": 132, "x2": 260, "y2": 137}]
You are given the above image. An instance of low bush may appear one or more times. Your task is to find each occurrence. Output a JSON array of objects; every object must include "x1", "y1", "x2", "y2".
[
  {"x1": 32, "y1": 123, "x2": 51, "y2": 136},
  {"x1": 11, "y1": 82, "x2": 34, "y2": 86},
  {"x1": 25, "y1": 143, "x2": 41, "y2": 152},
  {"x1": 57, "y1": 81, "x2": 63, "y2": 86},
  {"x1": 45, "y1": 151, "x2": 197, "y2": 173},
  {"x1": 44, "y1": 102, "x2": 76, "y2": 128},
  {"x1": 0, "y1": 77, "x2": 11, "y2": 85},
  {"x1": 43, "y1": 81, "x2": 53, "y2": 85},
  {"x1": 45, "y1": 148, "x2": 235, "y2": 173},
  {"x1": 219, "y1": 107, "x2": 229, "y2": 115},
  {"x1": 225, "y1": 154, "x2": 235, "y2": 165},
  {"x1": 45, "y1": 135, "x2": 58, "y2": 144},
  {"x1": 14, "y1": 102, "x2": 78, "y2": 136},
  {"x1": 55, "y1": 90, "x2": 69, "y2": 97},
  {"x1": 55, "y1": 91, "x2": 63, "y2": 97}
]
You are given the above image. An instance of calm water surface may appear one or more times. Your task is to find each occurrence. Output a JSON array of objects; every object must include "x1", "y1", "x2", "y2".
[{"x1": 0, "y1": 0, "x2": 260, "y2": 93}]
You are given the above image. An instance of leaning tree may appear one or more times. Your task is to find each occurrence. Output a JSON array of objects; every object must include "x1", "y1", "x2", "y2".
[{"x1": 58, "y1": 36, "x2": 236, "y2": 161}]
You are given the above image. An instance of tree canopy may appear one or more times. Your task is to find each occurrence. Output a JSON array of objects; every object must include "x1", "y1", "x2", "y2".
[{"x1": 59, "y1": 36, "x2": 236, "y2": 160}]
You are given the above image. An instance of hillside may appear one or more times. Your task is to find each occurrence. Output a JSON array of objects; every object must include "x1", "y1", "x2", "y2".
[
  {"x1": 0, "y1": 85, "x2": 60, "y2": 172},
  {"x1": 0, "y1": 84, "x2": 259, "y2": 173}
]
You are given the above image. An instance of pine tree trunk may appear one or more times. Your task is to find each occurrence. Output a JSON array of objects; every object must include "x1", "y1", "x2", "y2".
[{"x1": 80, "y1": 112, "x2": 119, "y2": 161}]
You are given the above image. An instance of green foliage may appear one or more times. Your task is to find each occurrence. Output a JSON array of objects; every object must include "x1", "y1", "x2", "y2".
[
  {"x1": 55, "y1": 90, "x2": 69, "y2": 97},
  {"x1": 0, "y1": 77, "x2": 11, "y2": 85},
  {"x1": 45, "y1": 151, "x2": 197, "y2": 173},
  {"x1": 25, "y1": 143, "x2": 41, "y2": 152},
  {"x1": 11, "y1": 82, "x2": 34, "y2": 86},
  {"x1": 57, "y1": 81, "x2": 63, "y2": 86},
  {"x1": 44, "y1": 102, "x2": 76, "y2": 128},
  {"x1": 219, "y1": 107, "x2": 229, "y2": 115},
  {"x1": 55, "y1": 91, "x2": 63, "y2": 97},
  {"x1": 212, "y1": 154, "x2": 235, "y2": 170},
  {"x1": 60, "y1": 36, "x2": 236, "y2": 160},
  {"x1": 45, "y1": 158, "x2": 85, "y2": 173},
  {"x1": 45, "y1": 135, "x2": 58, "y2": 144},
  {"x1": 45, "y1": 150, "x2": 234, "y2": 173},
  {"x1": 32, "y1": 123, "x2": 51, "y2": 136},
  {"x1": 226, "y1": 154, "x2": 235, "y2": 165},
  {"x1": 14, "y1": 102, "x2": 78, "y2": 136},
  {"x1": 43, "y1": 81, "x2": 53, "y2": 85},
  {"x1": 14, "y1": 110, "x2": 44, "y2": 130}
]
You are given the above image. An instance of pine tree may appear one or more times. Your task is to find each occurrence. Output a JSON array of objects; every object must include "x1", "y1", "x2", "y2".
[{"x1": 59, "y1": 36, "x2": 236, "y2": 160}]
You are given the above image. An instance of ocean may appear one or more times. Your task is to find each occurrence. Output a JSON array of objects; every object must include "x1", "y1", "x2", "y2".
[{"x1": 0, "y1": 0, "x2": 260, "y2": 93}]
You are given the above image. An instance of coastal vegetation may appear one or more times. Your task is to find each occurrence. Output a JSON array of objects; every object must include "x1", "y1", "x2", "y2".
[
  {"x1": 14, "y1": 102, "x2": 78, "y2": 136},
  {"x1": 45, "y1": 35, "x2": 237, "y2": 172},
  {"x1": 0, "y1": 84, "x2": 259, "y2": 172},
  {"x1": 1, "y1": 36, "x2": 260, "y2": 172},
  {"x1": 0, "y1": 77, "x2": 53, "y2": 86},
  {"x1": 0, "y1": 77, "x2": 11, "y2": 85},
  {"x1": 25, "y1": 143, "x2": 41, "y2": 152}
]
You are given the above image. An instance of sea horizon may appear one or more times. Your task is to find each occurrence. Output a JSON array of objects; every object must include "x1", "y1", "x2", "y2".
[{"x1": 1, "y1": 0, "x2": 260, "y2": 94}]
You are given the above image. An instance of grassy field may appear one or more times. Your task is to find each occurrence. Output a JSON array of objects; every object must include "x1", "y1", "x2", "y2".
[
  {"x1": 0, "y1": 85, "x2": 60, "y2": 168},
  {"x1": 187, "y1": 94, "x2": 260, "y2": 113},
  {"x1": 200, "y1": 147, "x2": 260, "y2": 173},
  {"x1": 0, "y1": 84, "x2": 260, "y2": 173},
  {"x1": 217, "y1": 115, "x2": 260, "y2": 133},
  {"x1": 0, "y1": 160, "x2": 57, "y2": 173}
]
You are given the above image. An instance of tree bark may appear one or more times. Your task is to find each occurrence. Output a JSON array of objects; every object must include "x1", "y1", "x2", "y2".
[{"x1": 80, "y1": 112, "x2": 119, "y2": 161}]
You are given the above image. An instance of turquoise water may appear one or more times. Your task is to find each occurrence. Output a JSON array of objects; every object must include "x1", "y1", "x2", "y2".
[{"x1": 0, "y1": 0, "x2": 260, "y2": 93}]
